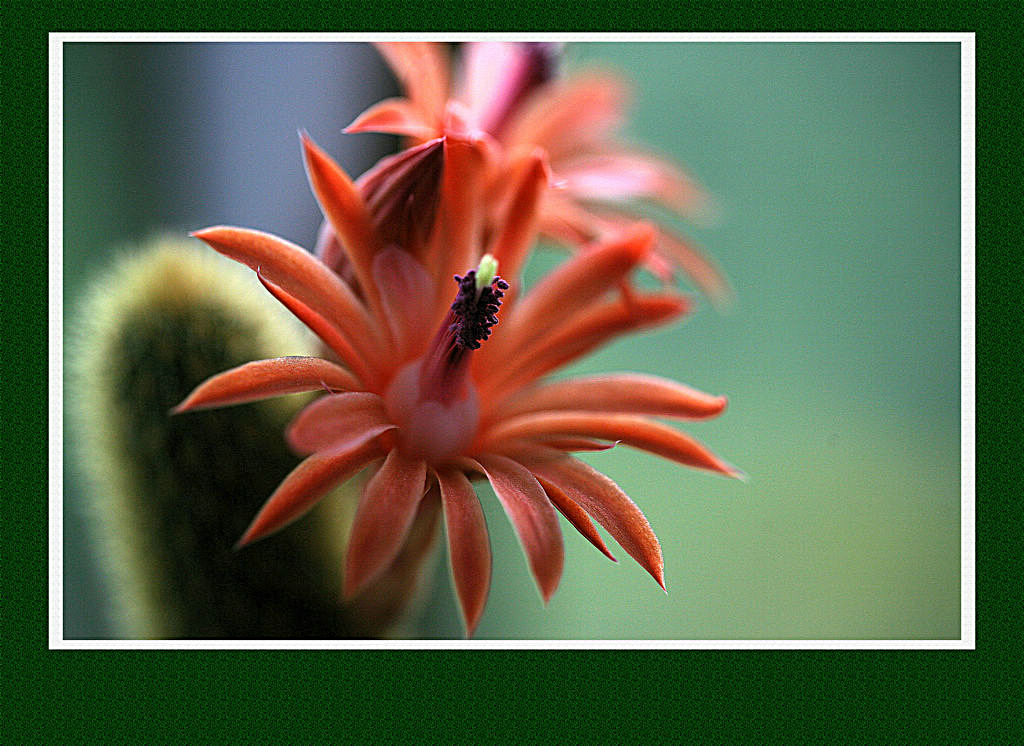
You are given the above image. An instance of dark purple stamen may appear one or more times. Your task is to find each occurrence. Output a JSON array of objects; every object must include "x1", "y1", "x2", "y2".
[
  {"x1": 448, "y1": 271, "x2": 510, "y2": 353},
  {"x1": 417, "y1": 268, "x2": 509, "y2": 405}
]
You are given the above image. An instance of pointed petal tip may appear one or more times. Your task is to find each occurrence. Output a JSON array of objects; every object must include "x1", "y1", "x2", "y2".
[
  {"x1": 539, "y1": 570, "x2": 562, "y2": 606},
  {"x1": 299, "y1": 130, "x2": 325, "y2": 163},
  {"x1": 234, "y1": 513, "x2": 273, "y2": 550},
  {"x1": 463, "y1": 613, "x2": 483, "y2": 639},
  {"x1": 189, "y1": 225, "x2": 243, "y2": 248},
  {"x1": 298, "y1": 129, "x2": 316, "y2": 154},
  {"x1": 524, "y1": 146, "x2": 552, "y2": 178},
  {"x1": 725, "y1": 461, "x2": 749, "y2": 482},
  {"x1": 233, "y1": 528, "x2": 255, "y2": 551},
  {"x1": 603, "y1": 222, "x2": 658, "y2": 267},
  {"x1": 708, "y1": 285, "x2": 737, "y2": 313},
  {"x1": 343, "y1": 101, "x2": 439, "y2": 139},
  {"x1": 169, "y1": 391, "x2": 208, "y2": 415}
]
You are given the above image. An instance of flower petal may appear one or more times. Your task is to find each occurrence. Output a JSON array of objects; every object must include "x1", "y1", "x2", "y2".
[
  {"x1": 538, "y1": 476, "x2": 616, "y2": 562},
  {"x1": 425, "y1": 135, "x2": 488, "y2": 320},
  {"x1": 501, "y1": 374, "x2": 728, "y2": 421},
  {"x1": 435, "y1": 467, "x2": 492, "y2": 636},
  {"x1": 191, "y1": 225, "x2": 381, "y2": 366},
  {"x1": 357, "y1": 137, "x2": 445, "y2": 257},
  {"x1": 236, "y1": 439, "x2": 382, "y2": 548},
  {"x1": 372, "y1": 247, "x2": 437, "y2": 362},
  {"x1": 472, "y1": 454, "x2": 563, "y2": 603},
  {"x1": 479, "y1": 291, "x2": 688, "y2": 400},
  {"x1": 345, "y1": 486, "x2": 443, "y2": 632},
  {"x1": 345, "y1": 98, "x2": 439, "y2": 140},
  {"x1": 300, "y1": 133, "x2": 384, "y2": 315},
  {"x1": 494, "y1": 223, "x2": 655, "y2": 355},
  {"x1": 344, "y1": 450, "x2": 428, "y2": 598},
  {"x1": 655, "y1": 227, "x2": 733, "y2": 307},
  {"x1": 286, "y1": 392, "x2": 394, "y2": 456},
  {"x1": 173, "y1": 357, "x2": 361, "y2": 413},
  {"x1": 559, "y1": 149, "x2": 705, "y2": 214},
  {"x1": 505, "y1": 73, "x2": 628, "y2": 161},
  {"x1": 525, "y1": 436, "x2": 618, "y2": 453},
  {"x1": 374, "y1": 42, "x2": 449, "y2": 127},
  {"x1": 529, "y1": 454, "x2": 664, "y2": 589},
  {"x1": 482, "y1": 413, "x2": 739, "y2": 478},
  {"x1": 457, "y1": 42, "x2": 560, "y2": 136},
  {"x1": 485, "y1": 149, "x2": 550, "y2": 285},
  {"x1": 255, "y1": 271, "x2": 373, "y2": 384},
  {"x1": 537, "y1": 190, "x2": 601, "y2": 246}
]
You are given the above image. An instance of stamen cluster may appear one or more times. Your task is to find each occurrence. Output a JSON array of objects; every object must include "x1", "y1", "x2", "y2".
[{"x1": 449, "y1": 271, "x2": 509, "y2": 352}]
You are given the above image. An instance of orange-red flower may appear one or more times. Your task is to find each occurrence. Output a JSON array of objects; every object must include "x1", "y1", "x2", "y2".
[
  {"x1": 175, "y1": 132, "x2": 737, "y2": 636},
  {"x1": 343, "y1": 41, "x2": 729, "y2": 301}
]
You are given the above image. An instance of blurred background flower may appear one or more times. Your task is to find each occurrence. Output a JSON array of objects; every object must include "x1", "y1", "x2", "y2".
[{"x1": 63, "y1": 41, "x2": 962, "y2": 639}]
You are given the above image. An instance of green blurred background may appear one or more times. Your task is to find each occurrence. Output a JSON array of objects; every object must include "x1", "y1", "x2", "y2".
[{"x1": 63, "y1": 41, "x2": 962, "y2": 639}]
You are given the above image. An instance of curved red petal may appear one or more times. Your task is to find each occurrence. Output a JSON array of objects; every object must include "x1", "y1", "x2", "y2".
[
  {"x1": 472, "y1": 454, "x2": 563, "y2": 603},
  {"x1": 286, "y1": 392, "x2": 394, "y2": 455},
  {"x1": 345, "y1": 98, "x2": 439, "y2": 140},
  {"x1": 425, "y1": 136, "x2": 488, "y2": 321},
  {"x1": 300, "y1": 133, "x2": 385, "y2": 317},
  {"x1": 478, "y1": 292, "x2": 688, "y2": 400},
  {"x1": 344, "y1": 487, "x2": 443, "y2": 631},
  {"x1": 655, "y1": 227, "x2": 734, "y2": 307},
  {"x1": 500, "y1": 374, "x2": 728, "y2": 421},
  {"x1": 485, "y1": 149, "x2": 550, "y2": 284},
  {"x1": 539, "y1": 477, "x2": 616, "y2": 562},
  {"x1": 371, "y1": 247, "x2": 436, "y2": 362},
  {"x1": 255, "y1": 272, "x2": 374, "y2": 384},
  {"x1": 491, "y1": 436, "x2": 618, "y2": 454},
  {"x1": 344, "y1": 450, "x2": 428, "y2": 598},
  {"x1": 494, "y1": 224, "x2": 655, "y2": 356},
  {"x1": 529, "y1": 454, "x2": 664, "y2": 589},
  {"x1": 505, "y1": 73, "x2": 628, "y2": 162},
  {"x1": 173, "y1": 357, "x2": 361, "y2": 413},
  {"x1": 237, "y1": 439, "x2": 383, "y2": 548},
  {"x1": 483, "y1": 413, "x2": 739, "y2": 478},
  {"x1": 558, "y1": 149, "x2": 706, "y2": 214},
  {"x1": 374, "y1": 42, "x2": 449, "y2": 126},
  {"x1": 436, "y1": 467, "x2": 492, "y2": 637},
  {"x1": 191, "y1": 226, "x2": 381, "y2": 367},
  {"x1": 537, "y1": 190, "x2": 601, "y2": 246}
]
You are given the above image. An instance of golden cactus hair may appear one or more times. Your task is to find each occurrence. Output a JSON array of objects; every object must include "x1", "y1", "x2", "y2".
[{"x1": 67, "y1": 237, "x2": 358, "y2": 638}]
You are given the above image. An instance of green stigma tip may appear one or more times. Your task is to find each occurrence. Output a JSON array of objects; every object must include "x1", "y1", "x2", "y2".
[{"x1": 476, "y1": 254, "x2": 499, "y2": 290}]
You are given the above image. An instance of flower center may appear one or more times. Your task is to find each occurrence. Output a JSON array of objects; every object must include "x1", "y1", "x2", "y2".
[{"x1": 384, "y1": 255, "x2": 508, "y2": 461}]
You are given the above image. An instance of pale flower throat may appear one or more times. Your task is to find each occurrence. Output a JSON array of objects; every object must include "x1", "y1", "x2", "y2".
[{"x1": 384, "y1": 255, "x2": 509, "y2": 462}]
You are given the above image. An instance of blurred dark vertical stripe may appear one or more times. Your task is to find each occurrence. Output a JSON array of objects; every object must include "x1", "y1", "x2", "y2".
[
  {"x1": 64, "y1": 42, "x2": 396, "y2": 289},
  {"x1": 63, "y1": 42, "x2": 395, "y2": 637}
]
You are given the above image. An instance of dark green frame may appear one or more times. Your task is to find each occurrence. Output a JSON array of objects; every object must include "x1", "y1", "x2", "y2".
[{"x1": 7, "y1": 0, "x2": 1019, "y2": 740}]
